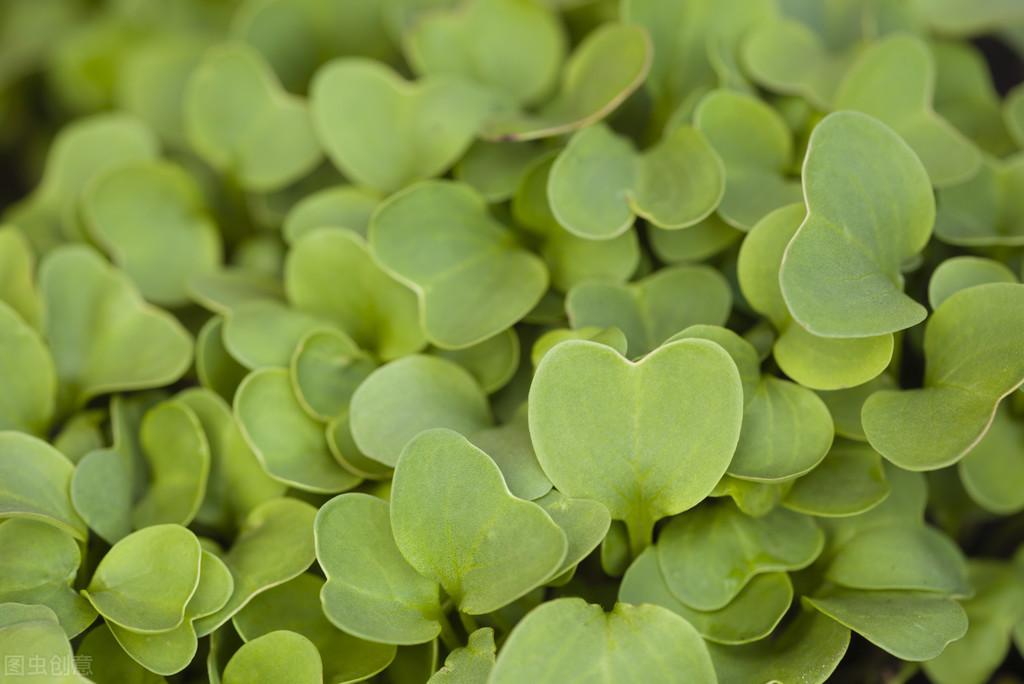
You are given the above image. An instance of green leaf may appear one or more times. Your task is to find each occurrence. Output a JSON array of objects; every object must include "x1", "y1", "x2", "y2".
[
  {"x1": 83, "y1": 160, "x2": 222, "y2": 306},
  {"x1": 739, "y1": 204, "x2": 894, "y2": 389},
  {"x1": 621, "y1": 548, "x2": 792, "y2": 645},
  {"x1": 0, "y1": 520, "x2": 96, "y2": 637},
  {"x1": 184, "y1": 44, "x2": 322, "y2": 192},
  {"x1": 833, "y1": 34, "x2": 981, "y2": 187},
  {"x1": 649, "y1": 215, "x2": 743, "y2": 264},
  {"x1": 0, "y1": 432, "x2": 87, "y2": 541},
  {"x1": 233, "y1": 574, "x2": 395, "y2": 683},
  {"x1": 188, "y1": 269, "x2": 285, "y2": 316},
  {"x1": 565, "y1": 265, "x2": 732, "y2": 357},
  {"x1": 4, "y1": 112, "x2": 158, "y2": 253},
  {"x1": 431, "y1": 329, "x2": 519, "y2": 394},
  {"x1": 194, "y1": 498, "x2": 318, "y2": 635},
  {"x1": 958, "y1": 404, "x2": 1024, "y2": 514},
  {"x1": 83, "y1": 524, "x2": 202, "y2": 633},
  {"x1": 784, "y1": 440, "x2": 891, "y2": 518},
  {"x1": 693, "y1": 89, "x2": 801, "y2": 230},
  {"x1": 533, "y1": 490, "x2": 610, "y2": 580},
  {"x1": 316, "y1": 493, "x2": 443, "y2": 645},
  {"x1": 195, "y1": 316, "x2": 249, "y2": 402},
  {"x1": 530, "y1": 327, "x2": 628, "y2": 368},
  {"x1": 235, "y1": 368, "x2": 362, "y2": 493},
  {"x1": 933, "y1": 155, "x2": 1024, "y2": 247},
  {"x1": 370, "y1": 181, "x2": 547, "y2": 348},
  {"x1": 40, "y1": 245, "x2": 192, "y2": 412},
  {"x1": 489, "y1": 599, "x2": 717, "y2": 683},
  {"x1": 929, "y1": 256, "x2": 1018, "y2": 310},
  {"x1": 707, "y1": 608, "x2": 851, "y2": 684},
  {"x1": 406, "y1": 0, "x2": 564, "y2": 106},
  {"x1": 623, "y1": 0, "x2": 776, "y2": 126},
  {"x1": 657, "y1": 502, "x2": 823, "y2": 610},
  {"x1": 310, "y1": 59, "x2": 490, "y2": 193},
  {"x1": 862, "y1": 283, "x2": 1024, "y2": 470},
  {"x1": 76, "y1": 622, "x2": 166, "y2": 684},
  {"x1": 222, "y1": 300, "x2": 327, "y2": 370},
  {"x1": 915, "y1": 0, "x2": 1024, "y2": 36},
  {"x1": 529, "y1": 339, "x2": 743, "y2": 555},
  {"x1": 468, "y1": 408, "x2": 552, "y2": 501},
  {"x1": 349, "y1": 355, "x2": 492, "y2": 467},
  {"x1": 805, "y1": 589, "x2": 968, "y2": 661},
  {"x1": 547, "y1": 122, "x2": 723, "y2": 238},
  {"x1": 282, "y1": 185, "x2": 381, "y2": 244},
  {"x1": 1007, "y1": 84, "x2": 1024, "y2": 148},
  {"x1": 427, "y1": 627, "x2": 494, "y2": 683},
  {"x1": 285, "y1": 229, "x2": 425, "y2": 360},
  {"x1": 815, "y1": 375, "x2": 899, "y2": 441},
  {"x1": 779, "y1": 112, "x2": 934, "y2": 337},
  {"x1": 0, "y1": 603, "x2": 91, "y2": 683},
  {"x1": 391, "y1": 429, "x2": 567, "y2": 614},
  {"x1": 455, "y1": 141, "x2": 547, "y2": 203},
  {"x1": 0, "y1": 227, "x2": 41, "y2": 330},
  {"x1": 289, "y1": 328, "x2": 377, "y2": 421},
  {"x1": 480, "y1": 24, "x2": 651, "y2": 141},
  {"x1": 825, "y1": 524, "x2": 970, "y2": 595},
  {"x1": 923, "y1": 560, "x2": 1024, "y2": 684},
  {"x1": 223, "y1": 630, "x2": 323, "y2": 684},
  {"x1": 512, "y1": 152, "x2": 639, "y2": 290},
  {"x1": 0, "y1": 301, "x2": 55, "y2": 435},
  {"x1": 931, "y1": 40, "x2": 1016, "y2": 157}
]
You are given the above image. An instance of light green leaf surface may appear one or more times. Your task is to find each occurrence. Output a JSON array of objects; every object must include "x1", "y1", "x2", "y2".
[
  {"x1": 222, "y1": 630, "x2": 323, "y2": 684},
  {"x1": 784, "y1": 440, "x2": 891, "y2": 518},
  {"x1": 529, "y1": 339, "x2": 743, "y2": 554},
  {"x1": 0, "y1": 432, "x2": 87, "y2": 541},
  {"x1": 0, "y1": 301, "x2": 55, "y2": 435}
]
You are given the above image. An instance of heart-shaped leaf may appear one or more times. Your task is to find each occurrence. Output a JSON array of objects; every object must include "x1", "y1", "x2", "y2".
[
  {"x1": 0, "y1": 520, "x2": 96, "y2": 637},
  {"x1": 565, "y1": 265, "x2": 732, "y2": 358},
  {"x1": 805, "y1": 589, "x2": 968, "y2": 661},
  {"x1": 76, "y1": 622, "x2": 167, "y2": 684},
  {"x1": 233, "y1": 574, "x2": 395, "y2": 683},
  {"x1": 529, "y1": 339, "x2": 743, "y2": 554},
  {"x1": 349, "y1": 354, "x2": 492, "y2": 468},
  {"x1": 657, "y1": 502, "x2": 823, "y2": 611},
  {"x1": 740, "y1": 204, "x2": 894, "y2": 389},
  {"x1": 862, "y1": 283, "x2": 1024, "y2": 470},
  {"x1": 480, "y1": 24, "x2": 651, "y2": 141},
  {"x1": 370, "y1": 181, "x2": 547, "y2": 348},
  {"x1": 40, "y1": 245, "x2": 192, "y2": 412},
  {"x1": 0, "y1": 227, "x2": 41, "y2": 330},
  {"x1": 184, "y1": 44, "x2": 322, "y2": 192},
  {"x1": 779, "y1": 112, "x2": 934, "y2": 337},
  {"x1": 222, "y1": 300, "x2": 326, "y2": 370},
  {"x1": 933, "y1": 155, "x2": 1024, "y2": 247},
  {"x1": 0, "y1": 432, "x2": 87, "y2": 541},
  {"x1": 406, "y1": 0, "x2": 564, "y2": 107},
  {"x1": 834, "y1": 34, "x2": 981, "y2": 187},
  {"x1": 693, "y1": 89, "x2": 802, "y2": 230},
  {"x1": 83, "y1": 160, "x2": 222, "y2": 306},
  {"x1": 310, "y1": 59, "x2": 490, "y2": 193},
  {"x1": 621, "y1": 548, "x2": 793, "y2": 645},
  {"x1": 316, "y1": 493, "x2": 443, "y2": 645},
  {"x1": 285, "y1": 229, "x2": 424, "y2": 360},
  {"x1": 547, "y1": 122, "x2": 724, "y2": 238},
  {"x1": 84, "y1": 524, "x2": 202, "y2": 633},
  {"x1": 391, "y1": 429, "x2": 567, "y2": 614},
  {"x1": 290, "y1": 328, "x2": 377, "y2": 421},
  {"x1": 488, "y1": 599, "x2": 717, "y2": 683}
]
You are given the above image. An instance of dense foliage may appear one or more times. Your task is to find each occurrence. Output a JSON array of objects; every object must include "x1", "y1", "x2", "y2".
[{"x1": 2, "y1": 0, "x2": 1024, "y2": 682}]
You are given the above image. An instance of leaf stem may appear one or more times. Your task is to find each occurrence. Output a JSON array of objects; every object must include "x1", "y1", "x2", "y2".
[
  {"x1": 625, "y1": 513, "x2": 653, "y2": 561},
  {"x1": 437, "y1": 611, "x2": 462, "y2": 651},
  {"x1": 458, "y1": 611, "x2": 479, "y2": 635}
]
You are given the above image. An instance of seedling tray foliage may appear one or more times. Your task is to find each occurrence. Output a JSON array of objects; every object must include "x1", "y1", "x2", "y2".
[{"x1": 1, "y1": 0, "x2": 1024, "y2": 682}]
